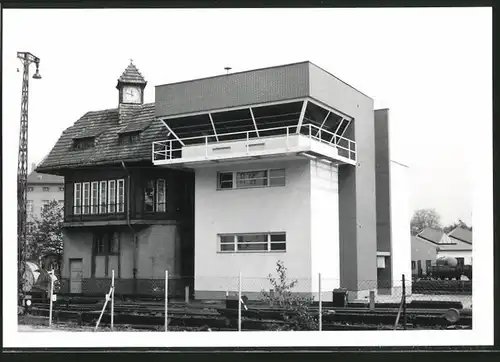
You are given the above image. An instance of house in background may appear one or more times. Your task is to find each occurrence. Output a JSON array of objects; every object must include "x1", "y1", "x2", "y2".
[
  {"x1": 27, "y1": 163, "x2": 65, "y2": 222},
  {"x1": 437, "y1": 226, "x2": 473, "y2": 266},
  {"x1": 411, "y1": 226, "x2": 473, "y2": 277}
]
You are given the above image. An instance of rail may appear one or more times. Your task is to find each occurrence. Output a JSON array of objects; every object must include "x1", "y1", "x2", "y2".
[{"x1": 152, "y1": 123, "x2": 356, "y2": 163}]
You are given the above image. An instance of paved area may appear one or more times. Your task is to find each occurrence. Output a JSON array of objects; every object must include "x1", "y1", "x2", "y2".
[{"x1": 18, "y1": 325, "x2": 56, "y2": 332}]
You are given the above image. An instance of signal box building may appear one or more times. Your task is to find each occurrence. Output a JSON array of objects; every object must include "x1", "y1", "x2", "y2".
[{"x1": 37, "y1": 61, "x2": 411, "y2": 300}]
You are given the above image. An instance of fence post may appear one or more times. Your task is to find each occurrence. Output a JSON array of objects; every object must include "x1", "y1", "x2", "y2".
[
  {"x1": 48, "y1": 270, "x2": 54, "y2": 328},
  {"x1": 318, "y1": 273, "x2": 322, "y2": 331},
  {"x1": 185, "y1": 285, "x2": 190, "y2": 304},
  {"x1": 402, "y1": 274, "x2": 406, "y2": 330},
  {"x1": 111, "y1": 270, "x2": 115, "y2": 331},
  {"x1": 238, "y1": 272, "x2": 242, "y2": 332},
  {"x1": 165, "y1": 270, "x2": 169, "y2": 332},
  {"x1": 369, "y1": 290, "x2": 375, "y2": 311}
]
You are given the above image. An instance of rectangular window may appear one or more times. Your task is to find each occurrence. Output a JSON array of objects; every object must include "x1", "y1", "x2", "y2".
[
  {"x1": 218, "y1": 232, "x2": 286, "y2": 253},
  {"x1": 144, "y1": 180, "x2": 155, "y2": 212},
  {"x1": 218, "y1": 172, "x2": 233, "y2": 189},
  {"x1": 108, "y1": 180, "x2": 116, "y2": 213},
  {"x1": 456, "y1": 257, "x2": 465, "y2": 267},
  {"x1": 28, "y1": 187, "x2": 34, "y2": 192},
  {"x1": 43, "y1": 187, "x2": 50, "y2": 192},
  {"x1": 99, "y1": 181, "x2": 107, "y2": 214},
  {"x1": 117, "y1": 179, "x2": 125, "y2": 213},
  {"x1": 156, "y1": 179, "x2": 166, "y2": 212},
  {"x1": 59, "y1": 186, "x2": 64, "y2": 192},
  {"x1": 74, "y1": 183, "x2": 82, "y2": 214},
  {"x1": 94, "y1": 232, "x2": 119, "y2": 255},
  {"x1": 82, "y1": 182, "x2": 90, "y2": 214},
  {"x1": 218, "y1": 168, "x2": 286, "y2": 190},
  {"x1": 91, "y1": 181, "x2": 99, "y2": 214},
  {"x1": 425, "y1": 260, "x2": 432, "y2": 274},
  {"x1": 27, "y1": 200, "x2": 34, "y2": 214},
  {"x1": 41, "y1": 200, "x2": 50, "y2": 213},
  {"x1": 411, "y1": 261, "x2": 416, "y2": 270}
]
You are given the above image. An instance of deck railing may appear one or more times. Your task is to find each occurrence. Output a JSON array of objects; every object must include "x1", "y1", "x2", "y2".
[{"x1": 152, "y1": 123, "x2": 356, "y2": 163}]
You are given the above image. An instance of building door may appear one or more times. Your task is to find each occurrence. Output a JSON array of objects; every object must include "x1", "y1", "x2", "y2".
[{"x1": 69, "y1": 259, "x2": 83, "y2": 294}]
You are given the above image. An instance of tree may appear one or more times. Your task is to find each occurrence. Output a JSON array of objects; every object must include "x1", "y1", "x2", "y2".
[
  {"x1": 260, "y1": 260, "x2": 318, "y2": 331},
  {"x1": 26, "y1": 200, "x2": 63, "y2": 270},
  {"x1": 410, "y1": 208, "x2": 442, "y2": 235},
  {"x1": 443, "y1": 219, "x2": 472, "y2": 234}
]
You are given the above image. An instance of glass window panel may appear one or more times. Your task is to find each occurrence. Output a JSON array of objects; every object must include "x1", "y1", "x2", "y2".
[
  {"x1": 144, "y1": 180, "x2": 154, "y2": 212},
  {"x1": 220, "y1": 235, "x2": 234, "y2": 243},
  {"x1": 220, "y1": 244, "x2": 235, "y2": 251},
  {"x1": 270, "y1": 242, "x2": 286, "y2": 251},
  {"x1": 99, "y1": 181, "x2": 107, "y2": 214},
  {"x1": 270, "y1": 233, "x2": 286, "y2": 242},
  {"x1": 236, "y1": 171, "x2": 267, "y2": 188},
  {"x1": 156, "y1": 179, "x2": 166, "y2": 212},
  {"x1": 237, "y1": 243, "x2": 268, "y2": 251},
  {"x1": 237, "y1": 234, "x2": 267, "y2": 243},
  {"x1": 117, "y1": 179, "x2": 125, "y2": 213},
  {"x1": 218, "y1": 172, "x2": 233, "y2": 189},
  {"x1": 108, "y1": 180, "x2": 116, "y2": 213}
]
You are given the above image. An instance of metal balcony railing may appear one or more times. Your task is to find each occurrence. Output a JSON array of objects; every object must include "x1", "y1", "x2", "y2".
[{"x1": 152, "y1": 123, "x2": 356, "y2": 163}]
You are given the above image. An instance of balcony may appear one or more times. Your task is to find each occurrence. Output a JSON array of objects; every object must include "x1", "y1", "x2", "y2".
[{"x1": 152, "y1": 123, "x2": 356, "y2": 168}]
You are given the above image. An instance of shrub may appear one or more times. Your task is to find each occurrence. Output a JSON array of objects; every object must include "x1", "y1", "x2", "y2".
[{"x1": 260, "y1": 260, "x2": 318, "y2": 331}]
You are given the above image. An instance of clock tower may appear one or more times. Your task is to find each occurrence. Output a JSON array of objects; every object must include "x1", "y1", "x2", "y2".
[{"x1": 116, "y1": 60, "x2": 147, "y2": 106}]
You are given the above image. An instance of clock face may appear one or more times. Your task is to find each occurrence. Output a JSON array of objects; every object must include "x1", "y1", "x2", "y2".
[{"x1": 122, "y1": 86, "x2": 141, "y2": 104}]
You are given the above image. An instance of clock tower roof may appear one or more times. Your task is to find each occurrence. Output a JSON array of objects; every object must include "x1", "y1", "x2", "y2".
[{"x1": 116, "y1": 60, "x2": 147, "y2": 88}]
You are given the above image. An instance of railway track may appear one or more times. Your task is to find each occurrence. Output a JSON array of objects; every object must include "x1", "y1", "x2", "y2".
[{"x1": 27, "y1": 301, "x2": 472, "y2": 331}]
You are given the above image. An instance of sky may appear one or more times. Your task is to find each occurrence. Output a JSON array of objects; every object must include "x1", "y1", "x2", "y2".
[{"x1": 2, "y1": 8, "x2": 491, "y2": 226}]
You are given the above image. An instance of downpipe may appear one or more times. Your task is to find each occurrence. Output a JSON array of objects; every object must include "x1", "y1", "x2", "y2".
[{"x1": 121, "y1": 161, "x2": 138, "y2": 294}]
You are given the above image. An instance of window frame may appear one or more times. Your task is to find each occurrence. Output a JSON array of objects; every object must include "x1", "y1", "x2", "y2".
[
  {"x1": 42, "y1": 186, "x2": 50, "y2": 192},
  {"x1": 99, "y1": 181, "x2": 107, "y2": 214},
  {"x1": 82, "y1": 182, "x2": 90, "y2": 215},
  {"x1": 156, "y1": 178, "x2": 167, "y2": 212},
  {"x1": 217, "y1": 168, "x2": 286, "y2": 190},
  {"x1": 74, "y1": 183, "x2": 82, "y2": 215},
  {"x1": 117, "y1": 179, "x2": 125, "y2": 213},
  {"x1": 218, "y1": 232, "x2": 287, "y2": 253},
  {"x1": 108, "y1": 180, "x2": 116, "y2": 213},
  {"x1": 90, "y1": 181, "x2": 99, "y2": 214}
]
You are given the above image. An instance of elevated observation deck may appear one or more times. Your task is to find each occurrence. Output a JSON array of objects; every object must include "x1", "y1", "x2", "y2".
[{"x1": 152, "y1": 98, "x2": 356, "y2": 168}]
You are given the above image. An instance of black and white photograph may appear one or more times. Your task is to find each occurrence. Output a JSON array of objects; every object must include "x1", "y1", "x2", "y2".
[{"x1": 2, "y1": 6, "x2": 494, "y2": 349}]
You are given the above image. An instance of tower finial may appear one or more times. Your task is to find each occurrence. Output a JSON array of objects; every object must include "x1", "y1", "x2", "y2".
[{"x1": 130, "y1": 58, "x2": 133, "y2": 64}]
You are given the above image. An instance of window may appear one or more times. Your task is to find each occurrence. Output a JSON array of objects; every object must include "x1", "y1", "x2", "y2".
[
  {"x1": 144, "y1": 179, "x2": 167, "y2": 212},
  {"x1": 108, "y1": 180, "x2": 116, "y2": 213},
  {"x1": 82, "y1": 182, "x2": 90, "y2": 214},
  {"x1": 43, "y1": 187, "x2": 50, "y2": 192},
  {"x1": 59, "y1": 186, "x2": 64, "y2": 192},
  {"x1": 74, "y1": 183, "x2": 82, "y2": 214},
  {"x1": 456, "y1": 257, "x2": 465, "y2": 267},
  {"x1": 117, "y1": 179, "x2": 125, "y2": 213},
  {"x1": 119, "y1": 132, "x2": 141, "y2": 145},
  {"x1": 217, "y1": 168, "x2": 286, "y2": 190},
  {"x1": 58, "y1": 200, "x2": 64, "y2": 208},
  {"x1": 156, "y1": 179, "x2": 166, "y2": 212},
  {"x1": 28, "y1": 187, "x2": 34, "y2": 192},
  {"x1": 94, "y1": 232, "x2": 120, "y2": 255},
  {"x1": 411, "y1": 261, "x2": 416, "y2": 270},
  {"x1": 425, "y1": 260, "x2": 432, "y2": 274},
  {"x1": 99, "y1": 181, "x2": 107, "y2": 214},
  {"x1": 218, "y1": 232, "x2": 286, "y2": 253},
  {"x1": 72, "y1": 179, "x2": 125, "y2": 216},
  {"x1": 27, "y1": 200, "x2": 34, "y2": 214},
  {"x1": 73, "y1": 137, "x2": 95, "y2": 150},
  {"x1": 42, "y1": 200, "x2": 50, "y2": 211},
  {"x1": 91, "y1": 182, "x2": 99, "y2": 214}
]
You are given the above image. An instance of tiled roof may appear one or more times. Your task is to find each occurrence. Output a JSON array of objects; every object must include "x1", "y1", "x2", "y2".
[
  {"x1": 27, "y1": 169, "x2": 64, "y2": 184},
  {"x1": 448, "y1": 227, "x2": 473, "y2": 244},
  {"x1": 36, "y1": 103, "x2": 170, "y2": 173},
  {"x1": 417, "y1": 227, "x2": 444, "y2": 244},
  {"x1": 117, "y1": 62, "x2": 146, "y2": 85}
]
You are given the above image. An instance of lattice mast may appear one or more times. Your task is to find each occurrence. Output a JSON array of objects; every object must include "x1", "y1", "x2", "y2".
[{"x1": 17, "y1": 52, "x2": 41, "y2": 300}]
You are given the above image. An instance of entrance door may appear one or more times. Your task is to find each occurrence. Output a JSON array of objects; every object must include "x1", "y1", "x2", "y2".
[{"x1": 69, "y1": 259, "x2": 83, "y2": 294}]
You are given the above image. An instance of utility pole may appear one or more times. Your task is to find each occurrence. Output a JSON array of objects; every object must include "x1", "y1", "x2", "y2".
[{"x1": 17, "y1": 52, "x2": 41, "y2": 308}]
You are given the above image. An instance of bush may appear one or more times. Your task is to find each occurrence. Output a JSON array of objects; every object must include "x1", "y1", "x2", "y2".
[{"x1": 260, "y1": 260, "x2": 318, "y2": 331}]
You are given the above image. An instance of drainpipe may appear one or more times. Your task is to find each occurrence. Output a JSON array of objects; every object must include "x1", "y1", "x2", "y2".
[{"x1": 121, "y1": 161, "x2": 137, "y2": 294}]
